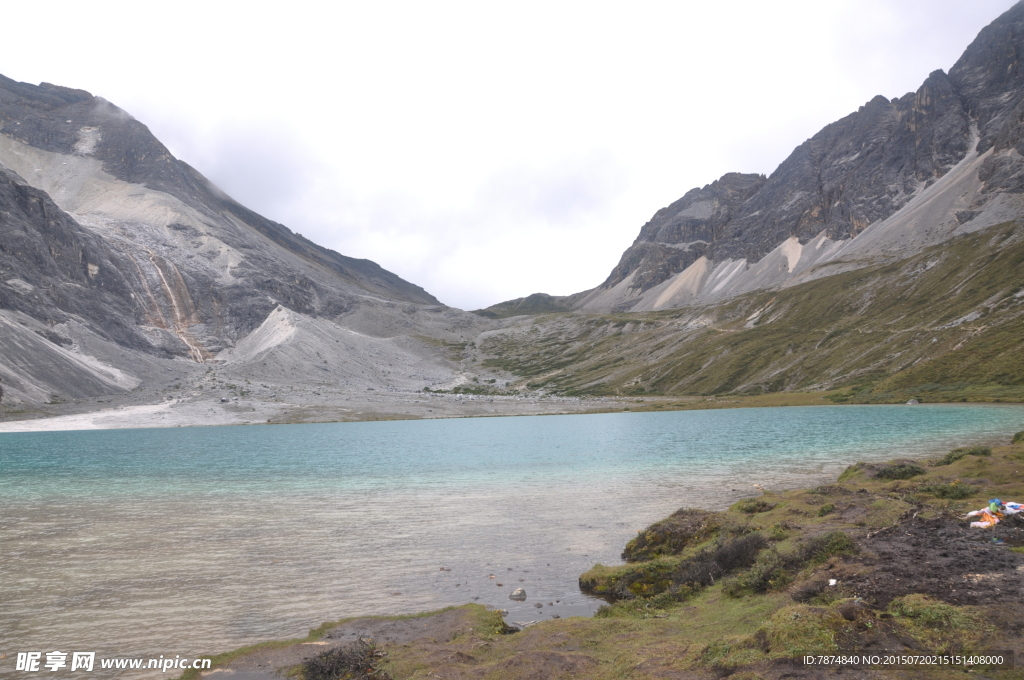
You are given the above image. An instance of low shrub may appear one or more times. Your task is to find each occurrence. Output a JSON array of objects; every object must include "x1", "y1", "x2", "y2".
[
  {"x1": 621, "y1": 509, "x2": 721, "y2": 562},
  {"x1": 874, "y1": 463, "x2": 925, "y2": 480},
  {"x1": 817, "y1": 504, "x2": 835, "y2": 517},
  {"x1": 1013, "y1": 431, "x2": 1024, "y2": 444},
  {"x1": 729, "y1": 548, "x2": 792, "y2": 593},
  {"x1": 302, "y1": 639, "x2": 389, "y2": 680},
  {"x1": 932, "y1": 446, "x2": 992, "y2": 466},
  {"x1": 799, "y1": 530, "x2": 858, "y2": 564},
  {"x1": 725, "y1": 531, "x2": 856, "y2": 598},
  {"x1": 736, "y1": 498, "x2": 775, "y2": 514},
  {"x1": 918, "y1": 480, "x2": 975, "y2": 499},
  {"x1": 589, "y1": 534, "x2": 768, "y2": 601}
]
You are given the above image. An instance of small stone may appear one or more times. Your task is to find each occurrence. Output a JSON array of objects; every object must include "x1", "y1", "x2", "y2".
[
  {"x1": 509, "y1": 588, "x2": 526, "y2": 601},
  {"x1": 534, "y1": 602, "x2": 543, "y2": 608}
]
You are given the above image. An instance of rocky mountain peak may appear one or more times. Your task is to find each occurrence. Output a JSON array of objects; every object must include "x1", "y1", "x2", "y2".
[
  {"x1": 571, "y1": 2, "x2": 1024, "y2": 313},
  {"x1": 602, "y1": 172, "x2": 766, "y2": 292}
]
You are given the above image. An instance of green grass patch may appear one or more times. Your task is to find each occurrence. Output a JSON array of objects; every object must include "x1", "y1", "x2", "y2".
[
  {"x1": 888, "y1": 594, "x2": 988, "y2": 652},
  {"x1": 837, "y1": 463, "x2": 865, "y2": 482},
  {"x1": 735, "y1": 498, "x2": 776, "y2": 514},
  {"x1": 918, "y1": 480, "x2": 975, "y2": 499},
  {"x1": 759, "y1": 605, "x2": 841, "y2": 657},
  {"x1": 932, "y1": 445, "x2": 992, "y2": 466},
  {"x1": 874, "y1": 463, "x2": 925, "y2": 480}
]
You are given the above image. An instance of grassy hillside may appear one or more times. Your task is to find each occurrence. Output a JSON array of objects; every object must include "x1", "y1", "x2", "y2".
[
  {"x1": 472, "y1": 292, "x2": 582, "y2": 319},
  {"x1": 476, "y1": 222, "x2": 1024, "y2": 403}
]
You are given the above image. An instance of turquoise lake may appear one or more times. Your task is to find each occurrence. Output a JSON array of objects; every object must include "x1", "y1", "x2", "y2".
[{"x1": 2, "y1": 405, "x2": 1022, "y2": 677}]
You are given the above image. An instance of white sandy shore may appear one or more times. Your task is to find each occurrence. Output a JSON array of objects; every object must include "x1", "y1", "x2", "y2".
[
  {"x1": 0, "y1": 401, "x2": 238, "y2": 432},
  {"x1": 0, "y1": 392, "x2": 653, "y2": 433}
]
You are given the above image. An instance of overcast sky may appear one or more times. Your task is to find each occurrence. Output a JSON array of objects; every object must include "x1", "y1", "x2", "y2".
[{"x1": 0, "y1": 1, "x2": 1017, "y2": 309}]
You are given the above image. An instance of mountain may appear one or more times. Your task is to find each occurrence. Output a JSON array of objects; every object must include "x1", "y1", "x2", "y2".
[
  {"x1": 479, "y1": 1, "x2": 1024, "y2": 316},
  {"x1": 0, "y1": 76, "x2": 490, "y2": 411},
  {"x1": 468, "y1": 3, "x2": 1024, "y2": 403},
  {"x1": 4, "y1": 3, "x2": 1024, "y2": 419}
]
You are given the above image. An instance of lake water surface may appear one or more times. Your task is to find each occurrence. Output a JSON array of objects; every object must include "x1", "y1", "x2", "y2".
[{"x1": 2, "y1": 405, "x2": 1023, "y2": 676}]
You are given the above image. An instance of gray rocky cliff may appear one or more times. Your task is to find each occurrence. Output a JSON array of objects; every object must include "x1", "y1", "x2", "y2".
[{"x1": 0, "y1": 165, "x2": 141, "y2": 349}]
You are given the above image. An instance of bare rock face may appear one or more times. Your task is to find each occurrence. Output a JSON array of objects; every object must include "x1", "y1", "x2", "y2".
[
  {"x1": 589, "y1": 2, "x2": 1024, "y2": 303},
  {"x1": 0, "y1": 165, "x2": 142, "y2": 350},
  {"x1": 603, "y1": 173, "x2": 766, "y2": 292}
]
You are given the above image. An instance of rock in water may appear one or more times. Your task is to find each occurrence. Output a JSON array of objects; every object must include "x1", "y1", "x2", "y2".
[{"x1": 508, "y1": 588, "x2": 526, "y2": 601}]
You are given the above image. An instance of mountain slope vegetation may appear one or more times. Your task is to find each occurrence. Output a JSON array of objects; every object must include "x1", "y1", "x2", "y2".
[{"x1": 477, "y1": 222, "x2": 1024, "y2": 403}]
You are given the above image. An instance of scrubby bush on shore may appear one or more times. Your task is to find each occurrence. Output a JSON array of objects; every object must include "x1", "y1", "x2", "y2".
[
  {"x1": 585, "y1": 534, "x2": 768, "y2": 601},
  {"x1": 875, "y1": 463, "x2": 925, "y2": 480},
  {"x1": 724, "y1": 531, "x2": 858, "y2": 597},
  {"x1": 621, "y1": 509, "x2": 721, "y2": 562},
  {"x1": 918, "y1": 480, "x2": 975, "y2": 499},
  {"x1": 931, "y1": 446, "x2": 992, "y2": 466},
  {"x1": 735, "y1": 498, "x2": 775, "y2": 514},
  {"x1": 302, "y1": 639, "x2": 389, "y2": 680}
]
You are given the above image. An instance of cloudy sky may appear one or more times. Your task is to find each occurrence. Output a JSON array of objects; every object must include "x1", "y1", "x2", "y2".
[{"x1": 0, "y1": 1, "x2": 1017, "y2": 309}]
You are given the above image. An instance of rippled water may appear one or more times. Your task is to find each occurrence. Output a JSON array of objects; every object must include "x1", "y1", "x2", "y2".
[{"x1": 2, "y1": 405, "x2": 1022, "y2": 676}]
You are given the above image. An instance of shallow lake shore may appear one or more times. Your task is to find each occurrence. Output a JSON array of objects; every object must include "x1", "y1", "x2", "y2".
[
  {"x1": 0, "y1": 387, "x2": 972, "y2": 433},
  {"x1": 180, "y1": 431, "x2": 1024, "y2": 680}
]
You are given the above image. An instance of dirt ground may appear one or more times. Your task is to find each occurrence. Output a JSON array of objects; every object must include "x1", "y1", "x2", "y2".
[{"x1": 844, "y1": 515, "x2": 1024, "y2": 609}]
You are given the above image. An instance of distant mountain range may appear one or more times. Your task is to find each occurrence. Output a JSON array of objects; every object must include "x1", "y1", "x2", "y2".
[{"x1": 3, "y1": 2, "x2": 1024, "y2": 415}]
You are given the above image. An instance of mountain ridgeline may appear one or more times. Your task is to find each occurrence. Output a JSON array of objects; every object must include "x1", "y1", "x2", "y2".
[{"x1": 481, "y1": 2, "x2": 1024, "y2": 316}]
